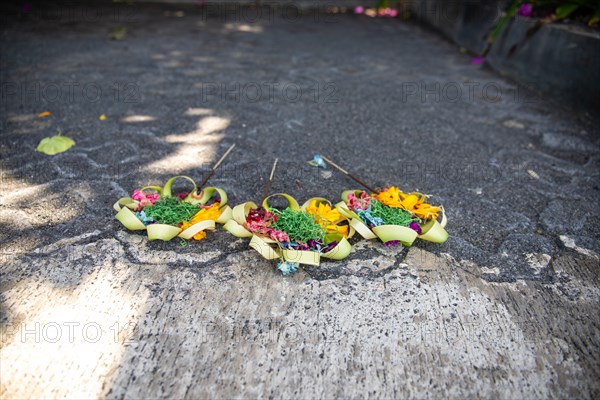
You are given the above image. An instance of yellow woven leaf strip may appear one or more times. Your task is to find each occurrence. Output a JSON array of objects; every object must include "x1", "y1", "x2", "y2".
[
  {"x1": 147, "y1": 224, "x2": 182, "y2": 241},
  {"x1": 223, "y1": 219, "x2": 253, "y2": 238},
  {"x1": 334, "y1": 200, "x2": 375, "y2": 240},
  {"x1": 115, "y1": 206, "x2": 146, "y2": 230},
  {"x1": 162, "y1": 176, "x2": 197, "y2": 199},
  {"x1": 249, "y1": 234, "x2": 280, "y2": 260},
  {"x1": 192, "y1": 186, "x2": 229, "y2": 207},
  {"x1": 216, "y1": 205, "x2": 233, "y2": 224},
  {"x1": 334, "y1": 201, "x2": 359, "y2": 220},
  {"x1": 341, "y1": 190, "x2": 363, "y2": 204},
  {"x1": 113, "y1": 197, "x2": 138, "y2": 212},
  {"x1": 439, "y1": 206, "x2": 447, "y2": 228},
  {"x1": 371, "y1": 225, "x2": 418, "y2": 247},
  {"x1": 321, "y1": 234, "x2": 353, "y2": 260},
  {"x1": 262, "y1": 193, "x2": 300, "y2": 211},
  {"x1": 281, "y1": 249, "x2": 320, "y2": 266},
  {"x1": 179, "y1": 222, "x2": 207, "y2": 241},
  {"x1": 140, "y1": 185, "x2": 163, "y2": 195},
  {"x1": 178, "y1": 220, "x2": 215, "y2": 240},
  {"x1": 233, "y1": 202, "x2": 257, "y2": 224},
  {"x1": 223, "y1": 202, "x2": 257, "y2": 238},
  {"x1": 348, "y1": 216, "x2": 378, "y2": 240},
  {"x1": 418, "y1": 207, "x2": 448, "y2": 243}
]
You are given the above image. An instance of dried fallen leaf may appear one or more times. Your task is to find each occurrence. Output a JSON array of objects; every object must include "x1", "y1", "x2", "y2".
[
  {"x1": 110, "y1": 27, "x2": 127, "y2": 41},
  {"x1": 36, "y1": 111, "x2": 51, "y2": 117},
  {"x1": 503, "y1": 120, "x2": 525, "y2": 129},
  {"x1": 36, "y1": 135, "x2": 75, "y2": 155}
]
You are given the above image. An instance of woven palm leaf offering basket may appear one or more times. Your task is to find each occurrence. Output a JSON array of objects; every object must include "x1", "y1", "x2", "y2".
[
  {"x1": 113, "y1": 176, "x2": 232, "y2": 241},
  {"x1": 336, "y1": 187, "x2": 447, "y2": 247},
  {"x1": 223, "y1": 159, "x2": 353, "y2": 275},
  {"x1": 313, "y1": 154, "x2": 448, "y2": 247},
  {"x1": 113, "y1": 145, "x2": 235, "y2": 242}
]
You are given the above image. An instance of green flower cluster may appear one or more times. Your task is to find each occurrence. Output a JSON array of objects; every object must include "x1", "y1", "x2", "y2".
[
  {"x1": 144, "y1": 196, "x2": 199, "y2": 225},
  {"x1": 370, "y1": 200, "x2": 419, "y2": 227},
  {"x1": 272, "y1": 208, "x2": 326, "y2": 243}
]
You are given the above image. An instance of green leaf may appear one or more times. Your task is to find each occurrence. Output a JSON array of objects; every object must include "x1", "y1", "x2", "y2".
[
  {"x1": 110, "y1": 27, "x2": 127, "y2": 41},
  {"x1": 36, "y1": 135, "x2": 75, "y2": 155},
  {"x1": 555, "y1": 4, "x2": 580, "y2": 20},
  {"x1": 490, "y1": 0, "x2": 523, "y2": 41}
]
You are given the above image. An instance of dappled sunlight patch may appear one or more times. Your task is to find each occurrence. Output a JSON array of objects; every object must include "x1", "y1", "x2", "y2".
[
  {"x1": 7, "y1": 113, "x2": 37, "y2": 123},
  {"x1": 184, "y1": 107, "x2": 213, "y2": 117},
  {"x1": 121, "y1": 114, "x2": 156, "y2": 123},
  {"x1": 146, "y1": 114, "x2": 229, "y2": 174},
  {"x1": 0, "y1": 259, "x2": 145, "y2": 398},
  {"x1": 160, "y1": 60, "x2": 184, "y2": 68},
  {"x1": 0, "y1": 209, "x2": 33, "y2": 231},
  {"x1": 146, "y1": 138, "x2": 222, "y2": 173},
  {"x1": 163, "y1": 116, "x2": 230, "y2": 144},
  {"x1": 0, "y1": 181, "x2": 91, "y2": 226},
  {"x1": 5, "y1": 113, "x2": 52, "y2": 134},
  {"x1": 192, "y1": 56, "x2": 214, "y2": 63},
  {"x1": 223, "y1": 23, "x2": 264, "y2": 33}
]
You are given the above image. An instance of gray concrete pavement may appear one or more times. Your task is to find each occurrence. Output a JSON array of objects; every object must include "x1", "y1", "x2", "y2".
[{"x1": 1, "y1": 2, "x2": 599, "y2": 398}]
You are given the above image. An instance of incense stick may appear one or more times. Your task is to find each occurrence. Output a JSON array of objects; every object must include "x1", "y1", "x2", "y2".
[
  {"x1": 262, "y1": 158, "x2": 278, "y2": 202},
  {"x1": 320, "y1": 154, "x2": 378, "y2": 194},
  {"x1": 197, "y1": 143, "x2": 236, "y2": 189}
]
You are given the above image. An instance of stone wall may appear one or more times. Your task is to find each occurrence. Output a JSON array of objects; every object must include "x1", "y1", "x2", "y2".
[{"x1": 407, "y1": 0, "x2": 600, "y2": 111}]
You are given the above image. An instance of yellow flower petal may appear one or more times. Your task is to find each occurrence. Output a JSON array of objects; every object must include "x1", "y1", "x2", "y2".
[
  {"x1": 193, "y1": 231, "x2": 207, "y2": 241},
  {"x1": 400, "y1": 194, "x2": 420, "y2": 209},
  {"x1": 307, "y1": 200, "x2": 342, "y2": 226},
  {"x1": 327, "y1": 224, "x2": 349, "y2": 238},
  {"x1": 190, "y1": 203, "x2": 222, "y2": 224},
  {"x1": 375, "y1": 187, "x2": 440, "y2": 220}
]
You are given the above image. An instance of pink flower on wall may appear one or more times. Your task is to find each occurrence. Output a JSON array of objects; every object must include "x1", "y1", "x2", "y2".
[{"x1": 518, "y1": 4, "x2": 533, "y2": 17}]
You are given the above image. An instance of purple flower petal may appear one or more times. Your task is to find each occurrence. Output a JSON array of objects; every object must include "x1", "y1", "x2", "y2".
[
  {"x1": 518, "y1": 4, "x2": 533, "y2": 17},
  {"x1": 322, "y1": 241, "x2": 338, "y2": 253},
  {"x1": 409, "y1": 222, "x2": 422, "y2": 235}
]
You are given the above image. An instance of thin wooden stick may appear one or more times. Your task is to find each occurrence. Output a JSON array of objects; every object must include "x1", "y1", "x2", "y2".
[
  {"x1": 320, "y1": 154, "x2": 378, "y2": 194},
  {"x1": 197, "y1": 143, "x2": 236, "y2": 189},
  {"x1": 262, "y1": 158, "x2": 278, "y2": 202}
]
